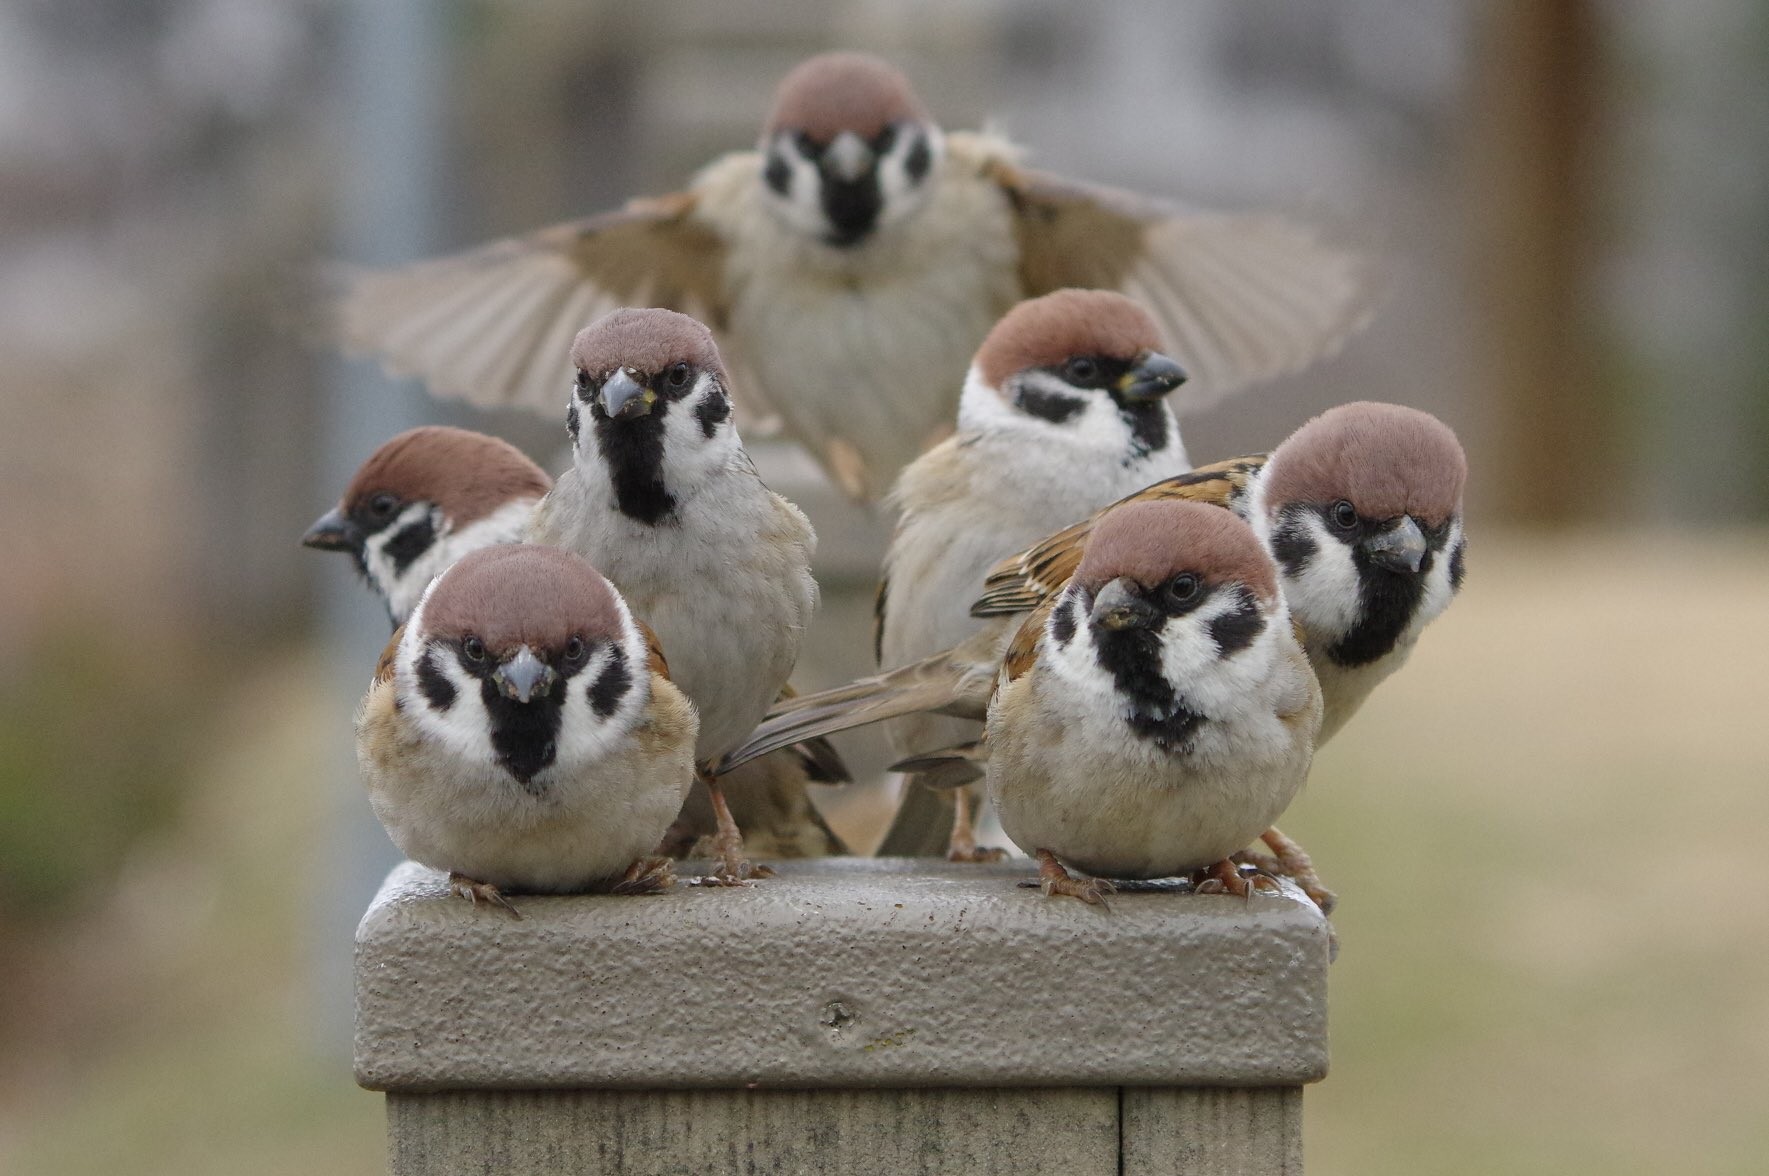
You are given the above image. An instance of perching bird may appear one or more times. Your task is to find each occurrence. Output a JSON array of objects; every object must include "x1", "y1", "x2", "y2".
[
  {"x1": 872, "y1": 288, "x2": 1193, "y2": 860},
  {"x1": 975, "y1": 400, "x2": 1467, "y2": 744},
  {"x1": 333, "y1": 51, "x2": 1373, "y2": 500},
  {"x1": 356, "y1": 544, "x2": 696, "y2": 916},
  {"x1": 304, "y1": 423, "x2": 849, "y2": 860},
  {"x1": 975, "y1": 499, "x2": 1321, "y2": 904},
  {"x1": 302, "y1": 425, "x2": 549, "y2": 626},
  {"x1": 527, "y1": 308, "x2": 820, "y2": 883}
]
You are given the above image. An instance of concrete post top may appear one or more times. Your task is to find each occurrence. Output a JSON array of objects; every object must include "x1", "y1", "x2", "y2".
[{"x1": 355, "y1": 858, "x2": 1330, "y2": 1093}]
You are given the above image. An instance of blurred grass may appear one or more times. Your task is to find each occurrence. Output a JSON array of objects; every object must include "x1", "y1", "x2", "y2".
[{"x1": 0, "y1": 529, "x2": 1764, "y2": 1174}]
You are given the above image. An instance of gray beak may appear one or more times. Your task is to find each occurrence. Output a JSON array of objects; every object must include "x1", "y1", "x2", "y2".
[
  {"x1": 822, "y1": 130, "x2": 875, "y2": 182},
  {"x1": 492, "y1": 645, "x2": 558, "y2": 704},
  {"x1": 599, "y1": 369, "x2": 654, "y2": 421},
  {"x1": 1116, "y1": 351, "x2": 1189, "y2": 403},
  {"x1": 1090, "y1": 578, "x2": 1160, "y2": 631},
  {"x1": 301, "y1": 507, "x2": 358, "y2": 552},
  {"x1": 1361, "y1": 516, "x2": 1427, "y2": 575}
]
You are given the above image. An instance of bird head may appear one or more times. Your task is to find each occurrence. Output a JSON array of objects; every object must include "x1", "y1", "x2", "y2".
[
  {"x1": 568, "y1": 308, "x2": 742, "y2": 525},
  {"x1": 401, "y1": 544, "x2": 653, "y2": 788},
  {"x1": 1043, "y1": 499, "x2": 1285, "y2": 753},
  {"x1": 757, "y1": 52, "x2": 943, "y2": 247},
  {"x1": 1254, "y1": 401, "x2": 1468, "y2": 667},
  {"x1": 960, "y1": 288, "x2": 1187, "y2": 466},
  {"x1": 302, "y1": 426, "x2": 550, "y2": 626}
]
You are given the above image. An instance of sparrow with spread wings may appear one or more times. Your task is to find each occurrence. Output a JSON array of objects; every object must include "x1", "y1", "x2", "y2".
[{"x1": 334, "y1": 52, "x2": 1373, "y2": 500}]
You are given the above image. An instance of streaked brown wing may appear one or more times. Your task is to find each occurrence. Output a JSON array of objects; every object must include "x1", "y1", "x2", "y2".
[
  {"x1": 373, "y1": 625, "x2": 404, "y2": 687},
  {"x1": 987, "y1": 158, "x2": 1376, "y2": 410},
  {"x1": 998, "y1": 600, "x2": 1053, "y2": 686},
  {"x1": 332, "y1": 190, "x2": 732, "y2": 418},
  {"x1": 636, "y1": 618, "x2": 672, "y2": 681},
  {"x1": 970, "y1": 455, "x2": 1268, "y2": 618}
]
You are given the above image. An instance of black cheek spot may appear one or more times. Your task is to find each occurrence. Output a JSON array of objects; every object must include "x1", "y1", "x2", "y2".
[
  {"x1": 383, "y1": 514, "x2": 437, "y2": 577},
  {"x1": 587, "y1": 646, "x2": 631, "y2": 717},
  {"x1": 1050, "y1": 599, "x2": 1078, "y2": 647},
  {"x1": 694, "y1": 391, "x2": 731, "y2": 439},
  {"x1": 1449, "y1": 538, "x2": 1466, "y2": 591},
  {"x1": 1208, "y1": 593, "x2": 1267, "y2": 657},
  {"x1": 567, "y1": 401, "x2": 580, "y2": 442},
  {"x1": 764, "y1": 152, "x2": 792, "y2": 196},
  {"x1": 416, "y1": 650, "x2": 456, "y2": 711},
  {"x1": 1269, "y1": 521, "x2": 1318, "y2": 578},
  {"x1": 904, "y1": 134, "x2": 931, "y2": 182},
  {"x1": 1016, "y1": 386, "x2": 1086, "y2": 425}
]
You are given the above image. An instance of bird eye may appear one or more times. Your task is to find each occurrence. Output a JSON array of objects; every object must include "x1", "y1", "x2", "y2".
[
  {"x1": 794, "y1": 130, "x2": 820, "y2": 157},
  {"x1": 1330, "y1": 500, "x2": 1359, "y2": 531},
  {"x1": 1165, "y1": 574, "x2": 1201, "y2": 606},
  {"x1": 369, "y1": 493, "x2": 398, "y2": 518},
  {"x1": 563, "y1": 637, "x2": 585, "y2": 663},
  {"x1": 1064, "y1": 357, "x2": 1101, "y2": 386},
  {"x1": 666, "y1": 362, "x2": 693, "y2": 390},
  {"x1": 575, "y1": 370, "x2": 592, "y2": 393},
  {"x1": 873, "y1": 124, "x2": 897, "y2": 153},
  {"x1": 461, "y1": 636, "x2": 486, "y2": 663}
]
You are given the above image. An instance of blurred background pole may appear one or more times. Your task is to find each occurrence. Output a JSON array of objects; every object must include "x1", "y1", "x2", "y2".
[
  {"x1": 1470, "y1": 0, "x2": 1607, "y2": 524},
  {"x1": 313, "y1": 0, "x2": 446, "y2": 1054}
]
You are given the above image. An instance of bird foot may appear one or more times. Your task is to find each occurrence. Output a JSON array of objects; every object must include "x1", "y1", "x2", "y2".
[
  {"x1": 610, "y1": 856, "x2": 678, "y2": 896},
  {"x1": 1242, "y1": 827, "x2": 1338, "y2": 915},
  {"x1": 1031, "y1": 849, "x2": 1114, "y2": 907},
  {"x1": 447, "y1": 872, "x2": 523, "y2": 919},
  {"x1": 687, "y1": 838, "x2": 776, "y2": 887},
  {"x1": 1190, "y1": 859, "x2": 1280, "y2": 900}
]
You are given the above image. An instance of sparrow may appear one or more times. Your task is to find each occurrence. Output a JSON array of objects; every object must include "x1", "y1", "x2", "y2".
[
  {"x1": 978, "y1": 499, "x2": 1321, "y2": 904},
  {"x1": 526, "y1": 308, "x2": 821, "y2": 883},
  {"x1": 301, "y1": 425, "x2": 549, "y2": 625},
  {"x1": 727, "y1": 500, "x2": 1322, "y2": 904},
  {"x1": 872, "y1": 288, "x2": 1193, "y2": 860},
  {"x1": 304, "y1": 423, "x2": 848, "y2": 858},
  {"x1": 356, "y1": 544, "x2": 696, "y2": 916},
  {"x1": 333, "y1": 51, "x2": 1372, "y2": 500},
  {"x1": 974, "y1": 400, "x2": 1468, "y2": 744}
]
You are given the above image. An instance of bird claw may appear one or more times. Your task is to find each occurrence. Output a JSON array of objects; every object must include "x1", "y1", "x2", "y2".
[
  {"x1": 1041, "y1": 874, "x2": 1115, "y2": 907},
  {"x1": 610, "y1": 856, "x2": 678, "y2": 896},
  {"x1": 1241, "y1": 828, "x2": 1338, "y2": 915},
  {"x1": 447, "y1": 872, "x2": 523, "y2": 919}
]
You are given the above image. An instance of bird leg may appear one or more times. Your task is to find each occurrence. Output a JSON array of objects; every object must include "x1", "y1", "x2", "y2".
[
  {"x1": 610, "y1": 856, "x2": 678, "y2": 896},
  {"x1": 1238, "y1": 827, "x2": 1337, "y2": 915},
  {"x1": 447, "y1": 872, "x2": 523, "y2": 919},
  {"x1": 946, "y1": 787, "x2": 1008, "y2": 863},
  {"x1": 1033, "y1": 849, "x2": 1114, "y2": 907},
  {"x1": 691, "y1": 770, "x2": 775, "y2": 886}
]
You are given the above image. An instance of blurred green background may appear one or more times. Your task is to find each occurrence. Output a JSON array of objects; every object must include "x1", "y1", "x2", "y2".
[{"x1": 1, "y1": 2, "x2": 1765, "y2": 1173}]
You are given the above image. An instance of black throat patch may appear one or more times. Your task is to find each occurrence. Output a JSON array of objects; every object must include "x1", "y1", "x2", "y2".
[
  {"x1": 1330, "y1": 553, "x2": 1427, "y2": 667},
  {"x1": 593, "y1": 411, "x2": 676, "y2": 525},
  {"x1": 1092, "y1": 625, "x2": 1205, "y2": 753},
  {"x1": 480, "y1": 682, "x2": 563, "y2": 793}
]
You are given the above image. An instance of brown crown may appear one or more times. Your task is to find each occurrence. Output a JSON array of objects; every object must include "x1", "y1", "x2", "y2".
[
  {"x1": 419, "y1": 545, "x2": 627, "y2": 658},
  {"x1": 343, "y1": 426, "x2": 549, "y2": 526},
  {"x1": 1260, "y1": 402, "x2": 1467, "y2": 527},
  {"x1": 763, "y1": 52, "x2": 931, "y2": 143},
  {"x1": 571, "y1": 308, "x2": 728, "y2": 384},
  {"x1": 1074, "y1": 499, "x2": 1277, "y2": 604},
  {"x1": 975, "y1": 290, "x2": 1165, "y2": 391}
]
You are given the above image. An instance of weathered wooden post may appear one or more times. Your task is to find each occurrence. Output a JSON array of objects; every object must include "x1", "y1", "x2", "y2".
[{"x1": 356, "y1": 858, "x2": 1329, "y2": 1175}]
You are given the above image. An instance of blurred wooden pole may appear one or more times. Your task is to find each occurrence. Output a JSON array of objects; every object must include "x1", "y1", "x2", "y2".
[{"x1": 1470, "y1": 0, "x2": 1607, "y2": 523}]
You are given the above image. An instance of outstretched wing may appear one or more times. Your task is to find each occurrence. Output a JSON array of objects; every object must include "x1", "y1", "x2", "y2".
[
  {"x1": 985, "y1": 154, "x2": 1376, "y2": 410},
  {"x1": 331, "y1": 186, "x2": 744, "y2": 417},
  {"x1": 970, "y1": 455, "x2": 1268, "y2": 618}
]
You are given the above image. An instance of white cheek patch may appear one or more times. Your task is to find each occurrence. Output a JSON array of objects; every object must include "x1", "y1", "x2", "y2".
[
  {"x1": 955, "y1": 367, "x2": 1177, "y2": 467},
  {"x1": 658, "y1": 377, "x2": 742, "y2": 491},
  {"x1": 1407, "y1": 518, "x2": 1464, "y2": 640},
  {"x1": 382, "y1": 497, "x2": 538, "y2": 624},
  {"x1": 552, "y1": 608, "x2": 653, "y2": 769},
  {"x1": 759, "y1": 142, "x2": 832, "y2": 239},
  {"x1": 396, "y1": 616, "x2": 500, "y2": 768},
  {"x1": 1257, "y1": 509, "x2": 1362, "y2": 642},
  {"x1": 873, "y1": 126, "x2": 943, "y2": 230},
  {"x1": 1157, "y1": 594, "x2": 1282, "y2": 721}
]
